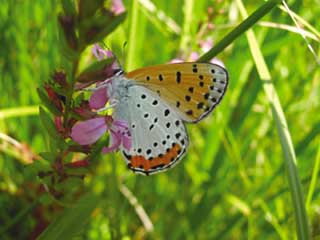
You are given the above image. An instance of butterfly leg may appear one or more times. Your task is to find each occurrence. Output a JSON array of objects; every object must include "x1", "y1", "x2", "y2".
[{"x1": 95, "y1": 99, "x2": 119, "y2": 113}]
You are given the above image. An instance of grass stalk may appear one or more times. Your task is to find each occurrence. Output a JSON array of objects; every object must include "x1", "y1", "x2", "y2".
[{"x1": 236, "y1": 1, "x2": 310, "y2": 239}]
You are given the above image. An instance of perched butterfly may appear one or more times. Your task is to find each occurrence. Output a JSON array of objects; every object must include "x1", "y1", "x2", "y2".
[{"x1": 108, "y1": 62, "x2": 228, "y2": 175}]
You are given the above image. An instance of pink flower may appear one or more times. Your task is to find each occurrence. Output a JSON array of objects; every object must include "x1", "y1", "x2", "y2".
[
  {"x1": 70, "y1": 117, "x2": 131, "y2": 153},
  {"x1": 92, "y1": 44, "x2": 114, "y2": 61},
  {"x1": 189, "y1": 52, "x2": 199, "y2": 61},
  {"x1": 70, "y1": 117, "x2": 108, "y2": 145},
  {"x1": 89, "y1": 87, "x2": 109, "y2": 110},
  {"x1": 71, "y1": 43, "x2": 131, "y2": 154},
  {"x1": 199, "y1": 39, "x2": 213, "y2": 53},
  {"x1": 111, "y1": 0, "x2": 126, "y2": 15},
  {"x1": 169, "y1": 58, "x2": 183, "y2": 63},
  {"x1": 102, "y1": 118, "x2": 131, "y2": 153},
  {"x1": 75, "y1": 44, "x2": 118, "y2": 90},
  {"x1": 169, "y1": 39, "x2": 225, "y2": 67}
]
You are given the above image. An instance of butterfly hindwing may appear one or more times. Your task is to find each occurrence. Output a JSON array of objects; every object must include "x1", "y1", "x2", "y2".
[
  {"x1": 126, "y1": 62, "x2": 228, "y2": 123},
  {"x1": 114, "y1": 85, "x2": 189, "y2": 175}
]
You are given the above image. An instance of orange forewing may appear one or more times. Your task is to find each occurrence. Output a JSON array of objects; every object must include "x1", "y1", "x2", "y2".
[{"x1": 126, "y1": 63, "x2": 228, "y2": 122}]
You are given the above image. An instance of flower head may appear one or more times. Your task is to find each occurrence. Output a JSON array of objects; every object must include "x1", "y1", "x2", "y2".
[
  {"x1": 102, "y1": 117, "x2": 131, "y2": 153},
  {"x1": 70, "y1": 116, "x2": 131, "y2": 153},
  {"x1": 92, "y1": 44, "x2": 114, "y2": 61},
  {"x1": 70, "y1": 43, "x2": 130, "y2": 154}
]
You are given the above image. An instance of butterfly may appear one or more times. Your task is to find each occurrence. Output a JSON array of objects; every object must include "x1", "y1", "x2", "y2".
[{"x1": 109, "y1": 62, "x2": 228, "y2": 175}]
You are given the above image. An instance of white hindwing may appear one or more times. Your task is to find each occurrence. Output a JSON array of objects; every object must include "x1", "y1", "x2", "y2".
[{"x1": 113, "y1": 81, "x2": 189, "y2": 175}]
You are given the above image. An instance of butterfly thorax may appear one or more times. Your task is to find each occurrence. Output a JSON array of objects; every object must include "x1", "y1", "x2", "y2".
[
  {"x1": 109, "y1": 75, "x2": 135, "y2": 121},
  {"x1": 110, "y1": 75, "x2": 134, "y2": 101}
]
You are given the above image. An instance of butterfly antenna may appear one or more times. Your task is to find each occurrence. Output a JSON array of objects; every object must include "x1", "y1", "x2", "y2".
[{"x1": 121, "y1": 41, "x2": 128, "y2": 70}]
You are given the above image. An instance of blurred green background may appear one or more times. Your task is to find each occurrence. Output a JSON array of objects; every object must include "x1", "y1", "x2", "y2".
[{"x1": 0, "y1": 0, "x2": 319, "y2": 239}]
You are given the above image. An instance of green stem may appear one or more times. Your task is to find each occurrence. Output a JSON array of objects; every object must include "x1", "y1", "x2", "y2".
[
  {"x1": 64, "y1": 59, "x2": 79, "y2": 128},
  {"x1": 235, "y1": 0, "x2": 310, "y2": 239},
  {"x1": 306, "y1": 143, "x2": 320, "y2": 210},
  {"x1": 126, "y1": 0, "x2": 139, "y2": 71}
]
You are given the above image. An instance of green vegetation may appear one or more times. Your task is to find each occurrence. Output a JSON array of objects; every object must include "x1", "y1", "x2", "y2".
[{"x1": 0, "y1": 0, "x2": 319, "y2": 239}]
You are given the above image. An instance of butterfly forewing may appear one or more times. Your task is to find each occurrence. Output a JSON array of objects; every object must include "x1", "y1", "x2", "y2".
[
  {"x1": 126, "y1": 63, "x2": 228, "y2": 123},
  {"x1": 113, "y1": 85, "x2": 189, "y2": 175}
]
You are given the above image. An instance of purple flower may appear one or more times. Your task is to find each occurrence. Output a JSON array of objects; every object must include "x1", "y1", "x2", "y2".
[
  {"x1": 71, "y1": 43, "x2": 131, "y2": 154},
  {"x1": 111, "y1": 0, "x2": 126, "y2": 15},
  {"x1": 102, "y1": 118, "x2": 132, "y2": 153},
  {"x1": 89, "y1": 87, "x2": 109, "y2": 110},
  {"x1": 199, "y1": 39, "x2": 213, "y2": 53},
  {"x1": 70, "y1": 117, "x2": 108, "y2": 145},
  {"x1": 92, "y1": 43, "x2": 114, "y2": 61},
  {"x1": 71, "y1": 116, "x2": 132, "y2": 153},
  {"x1": 169, "y1": 58, "x2": 183, "y2": 63},
  {"x1": 169, "y1": 39, "x2": 225, "y2": 67},
  {"x1": 75, "y1": 44, "x2": 118, "y2": 90}
]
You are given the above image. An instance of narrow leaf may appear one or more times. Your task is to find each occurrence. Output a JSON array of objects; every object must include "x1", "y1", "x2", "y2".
[
  {"x1": 37, "y1": 192, "x2": 100, "y2": 240},
  {"x1": 236, "y1": 1, "x2": 310, "y2": 239}
]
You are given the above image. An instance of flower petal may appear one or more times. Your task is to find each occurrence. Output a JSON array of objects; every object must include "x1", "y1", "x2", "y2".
[
  {"x1": 169, "y1": 58, "x2": 183, "y2": 63},
  {"x1": 122, "y1": 135, "x2": 132, "y2": 151},
  {"x1": 111, "y1": 0, "x2": 126, "y2": 15},
  {"x1": 102, "y1": 131, "x2": 122, "y2": 153},
  {"x1": 92, "y1": 44, "x2": 114, "y2": 61},
  {"x1": 210, "y1": 58, "x2": 225, "y2": 68},
  {"x1": 200, "y1": 39, "x2": 213, "y2": 52},
  {"x1": 71, "y1": 117, "x2": 107, "y2": 145},
  {"x1": 92, "y1": 44, "x2": 104, "y2": 61},
  {"x1": 89, "y1": 88, "x2": 108, "y2": 110},
  {"x1": 189, "y1": 52, "x2": 199, "y2": 61},
  {"x1": 112, "y1": 119, "x2": 129, "y2": 129}
]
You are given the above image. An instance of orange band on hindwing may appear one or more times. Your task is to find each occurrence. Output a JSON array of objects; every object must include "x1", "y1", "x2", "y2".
[{"x1": 127, "y1": 143, "x2": 182, "y2": 172}]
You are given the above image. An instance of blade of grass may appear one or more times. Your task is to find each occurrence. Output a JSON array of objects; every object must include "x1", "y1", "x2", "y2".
[
  {"x1": 235, "y1": 0, "x2": 310, "y2": 239},
  {"x1": 138, "y1": 0, "x2": 181, "y2": 35},
  {"x1": 119, "y1": 183, "x2": 154, "y2": 233},
  {"x1": 126, "y1": 0, "x2": 139, "y2": 71},
  {"x1": 278, "y1": 5, "x2": 320, "y2": 40},
  {"x1": 306, "y1": 143, "x2": 320, "y2": 210},
  {"x1": 258, "y1": 21, "x2": 320, "y2": 42},
  {"x1": 0, "y1": 106, "x2": 38, "y2": 120},
  {"x1": 197, "y1": 0, "x2": 281, "y2": 62},
  {"x1": 0, "y1": 199, "x2": 39, "y2": 236},
  {"x1": 179, "y1": 0, "x2": 194, "y2": 51},
  {"x1": 192, "y1": 0, "x2": 279, "y2": 224},
  {"x1": 258, "y1": 199, "x2": 287, "y2": 240}
]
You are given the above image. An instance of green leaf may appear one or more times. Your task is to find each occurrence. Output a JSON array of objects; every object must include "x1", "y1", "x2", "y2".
[
  {"x1": 37, "y1": 88, "x2": 62, "y2": 116},
  {"x1": 61, "y1": 0, "x2": 77, "y2": 16},
  {"x1": 39, "y1": 107, "x2": 64, "y2": 145},
  {"x1": 89, "y1": 135, "x2": 109, "y2": 164},
  {"x1": 76, "y1": 58, "x2": 115, "y2": 84},
  {"x1": 79, "y1": 12, "x2": 127, "y2": 47},
  {"x1": 37, "y1": 192, "x2": 100, "y2": 240},
  {"x1": 23, "y1": 158, "x2": 51, "y2": 178},
  {"x1": 78, "y1": 0, "x2": 103, "y2": 20},
  {"x1": 39, "y1": 152, "x2": 57, "y2": 163}
]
